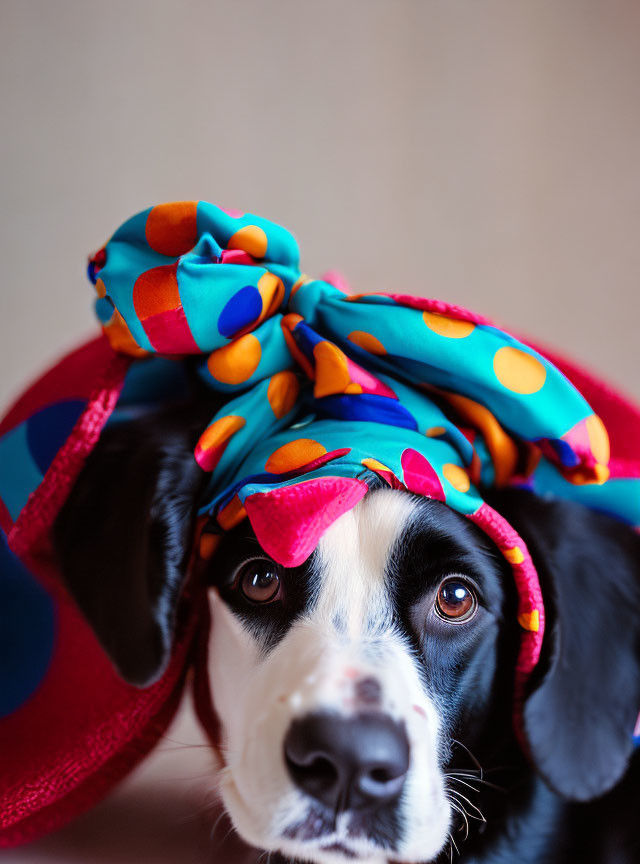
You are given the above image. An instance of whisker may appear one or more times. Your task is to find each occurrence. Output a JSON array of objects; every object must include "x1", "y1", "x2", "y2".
[
  {"x1": 445, "y1": 769, "x2": 508, "y2": 793},
  {"x1": 449, "y1": 789, "x2": 486, "y2": 823},
  {"x1": 209, "y1": 809, "x2": 228, "y2": 845},
  {"x1": 448, "y1": 798, "x2": 469, "y2": 841},
  {"x1": 223, "y1": 822, "x2": 239, "y2": 846},
  {"x1": 447, "y1": 776, "x2": 480, "y2": 794},
  {"x1": 450, "y1": 738, "x2": 484, "y2": 778}
]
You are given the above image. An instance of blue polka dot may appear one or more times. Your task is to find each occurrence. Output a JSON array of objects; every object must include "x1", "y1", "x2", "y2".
[
  {"x1": 0, "y1": 531, "x2": 55, "y2": 717},
  {"x1": 95, "y1": 296, "x2": 114, "y2": 324},
  {"x1": 318, "y1": 394, "x2": 419, "y2": 430},
  {"x1": 26, "y1": 400, "x2": 86, "y2": 476},
  {"x1": 217, "y1": 285, "x2": 262, "y2": 339}
]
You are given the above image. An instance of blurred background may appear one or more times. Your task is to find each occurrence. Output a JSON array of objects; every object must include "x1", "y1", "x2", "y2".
[
  {"x1": 1, "y1": 0, "x2": 639, "y2": 861},
  {"x1": 2, "y1": 0, "x2": 640, "y2": 411}
]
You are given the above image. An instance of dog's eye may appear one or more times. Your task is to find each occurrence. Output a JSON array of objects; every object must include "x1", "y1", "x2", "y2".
[
  {"x1": 435, "y1": 578, "x2": 477, "y2": 623},
  {"x1": 238, "y1": 559, "x2": 282, "y2": 605}
]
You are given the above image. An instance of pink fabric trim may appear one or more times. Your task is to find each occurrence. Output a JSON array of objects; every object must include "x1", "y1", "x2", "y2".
[
  {"x1": 8, "y1": 345, "x2": 131, "y2": 560},
  {"x1": 470, "y1": 502, "x2": 545, "y2": 750},
  {"x1": 383, "y1": 294, "x2": 494, "y2": 327}
]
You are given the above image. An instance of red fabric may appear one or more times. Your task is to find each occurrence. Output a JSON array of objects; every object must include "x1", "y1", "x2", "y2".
[
  {"x1": 0, "y1": 337, "x2": 119, "y2": 441},
  {"x1": 0, "y1": 337, "x2": 202, "y2": 849},
  {"x1": 0, "y1": 552, "x2": 202, "y2": 848}
]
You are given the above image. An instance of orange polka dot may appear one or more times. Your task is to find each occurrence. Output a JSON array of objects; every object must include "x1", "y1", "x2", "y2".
[
  {"x1": 347, "y1": 330, "x2": 387, "y2": 355},
  {"x1": 586, "y1": 414, "x2": 610, "y2": 465},
  {"x1": 133, "y1": 263, "x2": 180, "y2": 320},
  {"x1": 493, "y1": 347, "x2": 547, "y2": 395},
  {"x1": 95, "y1": 277, "x2": 106, "y2": 299},
  {"x1": 423, "y1": 311, "x2": 476, "y2": 338},
  {"x1": 344, "y1": 383, "x2": 364, "y2": 395},
  {"x1": 265, "y1": 439, "x2": 327, "y2": 473},
  {"x1": 103, "y1": 309, "x2": 149, "y2": 358},
  {"x1": 267, "y1": 371, "x2": 300, "y2": 419},
  {"x1": 361, "y1": 458, "x2": 392, "y2": 473},
  {"x1": 145, "y1": 201, "x2": 198, "y2": 256},
  {"x1": 426, "y1": 426, "x2": 446, "y2": 437},
  {"x1": 217, "y1": 495, "x2": 247, "y2": 530},
  {"x1": 313, "y1": 341, "x2": 351, "y2": 398},
  {"x1": 258, "y1": 272, "x2": 285, "y2": 319},
  {"x1": 442, "y1": 463, "x2": 471, "y2": 492},
  {"x1": 228, "y1": 225, "x2": 268, "y2": 258},
  {"x1": 518, "y1": 610, "x2": 540, "y2": 632},
  {"x1": 207, "y1": 333, "x2": 262, "y2": 384},
  {"x1": 197, "y1": 415, "x2": 246, "y2": 451},
  {"x1": 503, "y1": 546, "x2": 525, "y2": 565}
]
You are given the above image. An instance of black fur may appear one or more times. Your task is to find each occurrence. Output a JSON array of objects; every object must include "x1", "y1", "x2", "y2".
[
  {"x1": 53, "y1": 391, "x2": 222, "y2": 686},
  {"x1": 54, "y1": 401, "x2": 640, "y2": 861},
  {"x1": 448, "y1": 488, "x2": 640, "y2": 864}
]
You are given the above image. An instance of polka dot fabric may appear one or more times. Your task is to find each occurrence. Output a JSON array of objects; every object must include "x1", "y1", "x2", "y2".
[
  {"x1": 2, "y1": 200, "x2": 640, "y2": 847},
  {"x1": 95, "y1": 210, "x2": 640, "y2": 713},
  {"x1": 86, "y1": 201, "x2": 640, "y2": 748},
  {"x1": 88, "y1": 201, "x2": 624, "y2": 523}
]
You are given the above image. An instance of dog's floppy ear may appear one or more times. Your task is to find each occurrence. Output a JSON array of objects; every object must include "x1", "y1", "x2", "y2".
[
  {"x1": 53, "y1": 396, "x2": 218, "y2": 687},
  {"x1": 487, "y1": 488, "x2": 640, "y2": 801}
]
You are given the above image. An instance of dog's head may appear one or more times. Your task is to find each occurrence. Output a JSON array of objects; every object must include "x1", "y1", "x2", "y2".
[
  {"x1": 204, "y1": 486, "x2": 515, "y2": 862},
  {"x1": 54, "y1": 401, "x2": 640, "y2": 863}
]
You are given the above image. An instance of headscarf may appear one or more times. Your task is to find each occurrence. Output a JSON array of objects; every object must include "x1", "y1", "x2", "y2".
[{"x1": 88, "y1": 200, "x2": 639, "y2": 718}]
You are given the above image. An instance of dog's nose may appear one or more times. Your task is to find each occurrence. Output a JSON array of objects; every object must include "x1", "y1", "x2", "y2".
[{"x1": 284, "y1": 712, "x2": 410, "y2": 812}]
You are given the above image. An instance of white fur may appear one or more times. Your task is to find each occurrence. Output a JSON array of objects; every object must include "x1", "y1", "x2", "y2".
[{"x1": 207, "y1": 489, "x2": 452, "y2": 863}]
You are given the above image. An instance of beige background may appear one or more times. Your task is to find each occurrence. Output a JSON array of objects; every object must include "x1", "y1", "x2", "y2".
[{"x1": 1, "y1": 0, "x2": 639, "y2": 861}]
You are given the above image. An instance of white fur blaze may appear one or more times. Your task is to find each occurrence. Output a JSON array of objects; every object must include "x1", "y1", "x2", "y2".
[{"x1": 207, "y1": 489, "x2": 452, "y2": 863}]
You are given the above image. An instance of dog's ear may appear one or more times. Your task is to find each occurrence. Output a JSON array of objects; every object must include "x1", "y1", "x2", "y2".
[
  {"x1": 487, "y1": 488, "x2": 640, "y2": 801},
  {"x1": 53, "y1": 396, "x2": 218, "y2": 687}
]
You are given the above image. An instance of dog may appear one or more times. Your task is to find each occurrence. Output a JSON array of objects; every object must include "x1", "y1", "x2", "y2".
[{"x1": 53, "y1": 379, "x2": 640, "y2": 864}]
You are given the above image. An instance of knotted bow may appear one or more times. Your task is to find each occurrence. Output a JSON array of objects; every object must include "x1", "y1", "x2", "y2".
[{"x1": 92, "y1": 200, "x2": 614, "y2": 528}]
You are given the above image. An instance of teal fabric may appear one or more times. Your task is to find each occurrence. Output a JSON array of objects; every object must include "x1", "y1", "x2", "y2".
[{"x1": 89, "y1": 200, "x2": 629, "y2": 538}]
